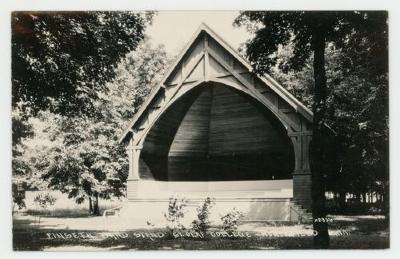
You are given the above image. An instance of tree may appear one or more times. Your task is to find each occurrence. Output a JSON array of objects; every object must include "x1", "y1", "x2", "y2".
[
  {"x1": 12, "y1": 102, "x2": 34, "y2": 209},
  {"x1": 12, "y1": 11, "x2": 154, "y2": 116},
  {"x1": 270, "y1": 41, "x2": 388, "y2": 213},
  {"x1": 14, "y1": 39, "x2": 170, "y2": 215},
  {"x1": 12, "y1": 11, "x2": 155, "y2": 208},
  {"x1": 235, "y1": 11, "x2": 388, "y2": 248},
  {"x1": 106, "y1": 37, "x2": 172, "y2": 122},
  {"x1": 11, "y1": 10, "x2": 150, "y2": 212}
]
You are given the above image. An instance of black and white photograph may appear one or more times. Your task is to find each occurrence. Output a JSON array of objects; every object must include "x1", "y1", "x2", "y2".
[{"x1": 2, "y1": 1, "x2": 398, "y2": 254}]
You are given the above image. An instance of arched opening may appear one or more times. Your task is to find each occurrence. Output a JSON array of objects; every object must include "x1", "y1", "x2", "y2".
[{"x1": 139, "y1": 82, "x2": 294, "y2": 183}]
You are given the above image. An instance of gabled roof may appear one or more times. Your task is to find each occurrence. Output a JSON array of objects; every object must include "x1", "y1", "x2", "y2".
[{"x1": 119, "y1": 23, "x2": 314, "y2": 143}]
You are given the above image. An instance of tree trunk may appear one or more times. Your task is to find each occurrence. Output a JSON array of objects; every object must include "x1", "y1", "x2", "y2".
[
  {"x1": 333, "y1": 192, "x2": 338, "y2": 204},
  {"x1": 89, "y1": 197, "x2": 93, "y2": 214},
  {"x1": 338, "y1": 189, "x2": 346, "y2": 212},
  {"x1": 93, "y1": 192, "x2": 100, "y2": 216},
  {"x1": 310, "y1": 21, "x2": 330, "y2": 249}
]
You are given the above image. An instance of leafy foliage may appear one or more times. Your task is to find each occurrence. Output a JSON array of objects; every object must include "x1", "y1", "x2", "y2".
[
  {"x1": 40, "y1": 111, "x2": 129, "y2": 204},
  {"x1": 106, "y1": 37, "x2": 171, "y2": 122},
  {"x1": 164, "y1": 196, "x2": 188, "y2": 236},
  {"x1": 235, "y1": 11, "x2": 388, "y2": 248},
  {"x1": 12, "y1": 34, "x2": 170, "y2": 212},
  {"x1": 240, "y1": 13, "x2": 389, "y2": 203},
  {"x1": 220, "y1": 208, "x2": 244, "y2": 234},
  {"x1": 192, "y1": 197, "x2": 214, "y2": 233},
  {"x1": 234, "y1": 11, "x2": 387, "y2": 75},
  {"x1": 33, "y1": 193, "x2": 57, "y2": 209},
  {"x1": 12, "y1": 11, "x2": 154, "y2": 116}
]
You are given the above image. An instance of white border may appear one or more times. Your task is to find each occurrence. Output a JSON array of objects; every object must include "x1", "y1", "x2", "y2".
[{"x1": 1, "y1": 1, "x2": 399, "y2": 259}]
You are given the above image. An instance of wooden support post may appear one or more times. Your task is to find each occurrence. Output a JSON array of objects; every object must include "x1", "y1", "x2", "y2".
[
  {"x1": 290, "y1": 132, "x2": 313, "y2": 210},
  {"x1": 127, "y1": 139, "x2": 142, "y2": 199}
]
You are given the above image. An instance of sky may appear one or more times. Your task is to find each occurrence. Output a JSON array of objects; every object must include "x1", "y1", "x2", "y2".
[{"x1": 145, "y1": 11, "x2": 252, "y2": 56}]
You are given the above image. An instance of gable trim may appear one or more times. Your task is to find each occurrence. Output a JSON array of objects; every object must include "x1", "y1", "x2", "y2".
[{"x1": 119, "y1": 23, "x2": 313, "y2": 143}]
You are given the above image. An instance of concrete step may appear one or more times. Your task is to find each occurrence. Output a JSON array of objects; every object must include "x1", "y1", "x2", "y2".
[{"x1": 290, "y1": 202, "x2": 312, "y2": 223}]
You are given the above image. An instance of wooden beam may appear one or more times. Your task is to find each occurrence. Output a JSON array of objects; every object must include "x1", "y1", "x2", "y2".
[
  {"x1": 199, "y1": 23, "x2": 313, "y2": 122},
  {"x1": 134, "y1": 53, "x2": 205, "y2": 146},
  {"x1": 288, "y1": 131, "x2": 313, "y2": 137},
  {"x1": 204, "y1": 34, "x2": 210, "y2": 82},
  {"x1": 207, "y1": 48, "x2": 301, "y2": 132}
]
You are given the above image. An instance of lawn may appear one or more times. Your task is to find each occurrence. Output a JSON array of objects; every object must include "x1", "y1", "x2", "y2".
[{"x1": 13, "y1": 214, "x2": 389, "y2": 250}]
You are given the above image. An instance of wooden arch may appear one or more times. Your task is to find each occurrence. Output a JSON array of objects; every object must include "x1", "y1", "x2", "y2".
[{"x1": 137, "y1": 79, "x2": 294, "y2": 149}]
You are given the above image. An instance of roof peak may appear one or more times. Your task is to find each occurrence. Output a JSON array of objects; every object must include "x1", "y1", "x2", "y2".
[{"x1": 198, "y1": 22, "x2": 212, "y2": 31}]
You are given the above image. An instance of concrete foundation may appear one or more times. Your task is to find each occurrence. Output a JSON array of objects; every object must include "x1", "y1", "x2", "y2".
[{"x1": 119, "y1": 197, "x2": 297, "y2": 228}]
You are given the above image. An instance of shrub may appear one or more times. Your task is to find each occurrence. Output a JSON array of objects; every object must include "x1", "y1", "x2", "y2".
[
  {"x1": 33, "y1": 193, "x2": 57, "y2": 209},
  {"x1": 32, "y1": 192, "x2": 57, "y2": 225},
  {"x1": 220, "y1": 208, "x2": 244, "y2": 234},
  {"x1": 192, "y1": 197, "x2": 214, "y2": 233},
  {"x1": 163, "y1": 196, "x2": 188, "y2": 237}
]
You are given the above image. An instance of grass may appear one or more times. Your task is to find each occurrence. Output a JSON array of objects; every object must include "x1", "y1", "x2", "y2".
[
  {"x1": 18, "y1": 190, "x2": 123, "y2": 218},
  {"x1": 15, "y1": 191, "x2": 389, "y2": 250},
  {"x1": 12, "y1": 215, "x2": 389, "y2": 250},
  {"x1": 12, "y1": 227, "x2": 312, "y2": 250}
]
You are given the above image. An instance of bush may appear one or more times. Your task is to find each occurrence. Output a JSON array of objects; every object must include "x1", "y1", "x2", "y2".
[
  {"x1": 33, "y1": 193, "x2": 57, "y2": 209},
  {"x1": 192, "y1": 197, "x2": 214, "y2": 233},
  {"x1": 220, "y1": 208, "x2": 244, "y2": 234},
  {"x1": 32, "y1": 193, "x2": 57, "y2": 225},
  {"x1": 163, "y1": 196, "x2": 188, "y2": 237}
]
